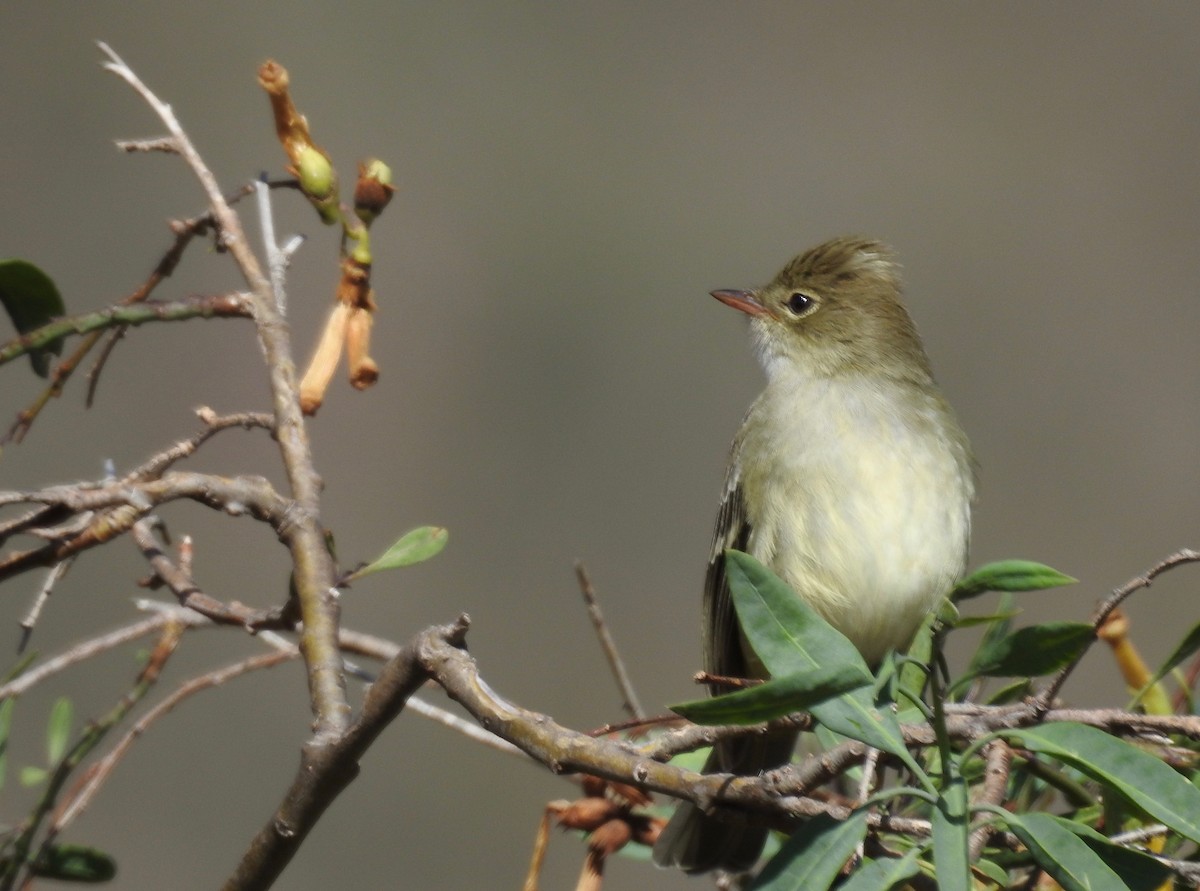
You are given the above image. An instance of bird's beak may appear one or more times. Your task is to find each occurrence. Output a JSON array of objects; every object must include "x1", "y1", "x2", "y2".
[{"x1": 711, "y1": 289, "x2": 768, "y2": 317}]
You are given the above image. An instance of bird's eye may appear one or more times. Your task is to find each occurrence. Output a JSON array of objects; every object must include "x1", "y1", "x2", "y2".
[{"x1": 785, "y1": 292, "x2": 813, "y2": 315}]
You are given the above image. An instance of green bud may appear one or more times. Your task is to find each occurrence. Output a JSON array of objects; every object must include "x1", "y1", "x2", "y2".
[{"x1": 295, "y1": 144, "x2": 335, "y2": 200}]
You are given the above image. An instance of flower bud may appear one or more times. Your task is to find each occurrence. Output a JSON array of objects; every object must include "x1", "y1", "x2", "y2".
[{"x1": 354, "y1": 159, "x2": 395, "y2": 225}]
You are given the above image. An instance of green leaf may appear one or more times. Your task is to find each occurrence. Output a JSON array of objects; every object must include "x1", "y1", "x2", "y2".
[
  {"x1": 723, "y1": 549, "x2": 870, "y2": 677},
  {"x1": 671, "y1": 663, "x2": 870, "y2": 725},
  {"x1": 20, "y1": 765, "x2": 47, "y2": 786},
  {"x1": 0, "y1": 258, "x2": 67, "y2": 377},
  {"x1": 29, "y1": 843, "x2": 117, "y2": 882},
  {"x1": 345, "y1": 526, "x2": 448, "y2": 582},
  {"x1": 897, "y1": 610, "x2": 937, "y2": 708},
  {"x1": 722, "y1": 551, "x2": 911, "y2": 762},
  {"x1": 1008, "y1": 722, "x2": 1200, "y2": 843},
  {"x1": 952, "y1": 609, "x2": 1022, "y2": 629},
  {"x1": 1134, "y1": 618, "x2": 1200, "y2": 707},
  {"x1": 1004, "y1": 812, "x2": 1127, "y2": 891},
  {"x1": 46, "y1": 696, "x2": 73, "y2": 765},
  {"x1": 969, "y1": 622, "x2": 1093, "y2": 677},
  {"x1": 984, "y1": 677, "x2": 1033, "y2": 705},
  {"x1": 835, "y1": 848, "x2": 920, "y2": 891},
  {"x1": 931, "y1": 778, "x2": 971, "y2": 891},
  {"x1": 973, "y1": 858, "x2": 1009, "y2": 886},
  {"x1": 1057, "y1": 817, "x2": 1172, "y2": 891},
  {"x1": 952, "y1": 560, "x2": 1076, "y2": 602},
  {"x1": 750, "y1": 811, "x2": 868, "y2": 891}
]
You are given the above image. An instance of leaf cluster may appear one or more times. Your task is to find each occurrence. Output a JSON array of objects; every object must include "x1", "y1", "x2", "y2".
[{"x1": 668, "y1": 551, "x2": 1200, "y2": 890}]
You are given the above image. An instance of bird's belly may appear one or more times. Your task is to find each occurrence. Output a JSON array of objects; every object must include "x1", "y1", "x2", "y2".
[{"x1": 745, "y1": 419, "x2": 969, "y2": 664}]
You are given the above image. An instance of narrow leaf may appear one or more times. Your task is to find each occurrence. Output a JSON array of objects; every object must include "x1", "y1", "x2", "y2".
[
  {"x1": 0, "y1": 258, "x2": 67, "y2": 377},
  {"x1": 970, "y1": 622, "x2": 1093, "y2": 677},
  {"x1": 1005, "y1": 812, "x2": 1127, "y2": 891},
  {"x1": 724, "y1": 549, "x2": 869, "y2": 677},
  {"x1": 20, "y1": 765, "x2": 47, "y2": 786},
  {"x1": 671, "y1": 663, "x2": 869, "y2": 725},
  {"x1": 1055, "y1": 817, "x2": 1172, "y2": 891},
  {"x1": 1134, "y1": 618, "x2": 1200, "y2": 707},
  {"x1": 836, "y1": 848, "x2": 920, "y2": 891},
  {"x1": 46, "y1": 696, "x2": 73, "y2": 765},
  {"x1": 1008, "y1": 722, "x2": 1200, "y2": 843},
  {"x1": 931, "y1": 778, "x2": 971, "y2": 891},
  {"x1": 952, "y1": 560, "x2": 1076, "y2": 601},
  {"x1": 345, "y1": 526, "x2": 448, "y2": 581},
  {"x1": 897, "y1": 609, "x2": 937, "y2": 707},
  {"x1": 750, "y1": 811, "x2": 868, "y2": 891},
  {"x1": 723, "y1": 551, "x2": 910, "y2": 760}
]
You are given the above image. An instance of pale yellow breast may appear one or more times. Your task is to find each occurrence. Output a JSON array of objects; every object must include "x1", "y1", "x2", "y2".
[{"x1": 736, "y1": 374, "x2": 973, "y2": 664}]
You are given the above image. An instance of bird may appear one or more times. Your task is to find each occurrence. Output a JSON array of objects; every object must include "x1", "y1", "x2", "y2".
[{"x1": 653, "y1": 236, "x2": 975, "y2": 874}]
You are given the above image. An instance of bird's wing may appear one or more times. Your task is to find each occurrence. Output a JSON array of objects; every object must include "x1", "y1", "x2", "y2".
[{"x1": 701, "y1": 456, "x2": 751, "y2": 687}]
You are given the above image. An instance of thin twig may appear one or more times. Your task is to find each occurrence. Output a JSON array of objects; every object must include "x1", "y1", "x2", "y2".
[
  {"x1": 115, "y1": 136, "x2": 180, "y2": 154},
  {"x1": 223, "y1": 619, "x2": 446, "y2": 890},
  {"x1": 17, "y1": 559, "x2": 74, "y2": 652},
  {"x1": 0, "y1": 612, "x2": 208, "y2": 702},
  {"x1": 122, "y1": 407, "x2": 275, "y2": 482},
  {"x1": 0, "y1": 294, "x2": 252, "y2": 370},
  {"x1": 574, "y1": 562, "x2": 644, "y2": 720},
  {"x1": 131, "y1": 517, "x2": 293, "y2": 630},
  {"x1": 52, "y1": 648, "x2": 295, "y2": 833},
  {"x1": 404, "y1": 695, "x2": 526, "y2": 758},
  {"x1": 1037, "y1": 549, "x2": 1200, "y2": 709},
  {"x1": 255, "y1": 177, "x2": 286, "y2": 315}
]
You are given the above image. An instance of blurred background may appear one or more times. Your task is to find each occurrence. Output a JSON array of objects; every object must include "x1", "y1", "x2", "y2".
[{"x1": 2, "y1": 3, "x2": 1199, "y2": 888}]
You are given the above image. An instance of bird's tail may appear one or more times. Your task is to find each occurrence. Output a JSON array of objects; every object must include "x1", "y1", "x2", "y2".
[{"x1": 652, "y1": 729, "x2": 798, "y2": 875}]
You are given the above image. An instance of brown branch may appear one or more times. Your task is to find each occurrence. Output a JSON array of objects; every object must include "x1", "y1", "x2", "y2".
[
  {"x1": 0, "y1": 471, "x2": 291, "y2": 585},
  {"x1": 222, "y1": 619, "x2": 448, "y2": 890},
  {"x1": 98, "y1": 43, "x2": 349, "y2": 738},
  {"x1": 968, "y1": 740, "x2": 1012, "y2": 861},
  {"x1": 120, "y1": 407, "x2": 274, "y2": 480},
  {"x1": 131, "y1": 518, "x2": 293, "y2": 630},
  {"x1": 17, "y1": 559, "x2": 74, "y2": 652}
]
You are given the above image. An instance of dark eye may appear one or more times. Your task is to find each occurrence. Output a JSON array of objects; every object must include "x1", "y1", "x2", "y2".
[{"x1": 785, "y1": 292, "x2": 813, "y2": 315}]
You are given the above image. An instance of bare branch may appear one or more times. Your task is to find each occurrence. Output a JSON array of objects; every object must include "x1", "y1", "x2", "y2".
[
  {"x1": 18, "y1": 558, "x2": 74, "y2": 652},
  {"x1": 121, "y1": 407, "x2": 275, "y2": 483},
  {"x1": 968, "y1": 740, "x2": 1012, "y2": 861},
  {"x1": 99, "y1": 41, "x2": 349, "y2": 737},
  {"x1": 131, "y1": 518, "x2": 294, "y2": 630}
]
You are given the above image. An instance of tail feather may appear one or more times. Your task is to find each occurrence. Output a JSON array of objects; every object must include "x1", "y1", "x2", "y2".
[{"x1": 653, "y1": 730, "x2": 798, "y2": 874}]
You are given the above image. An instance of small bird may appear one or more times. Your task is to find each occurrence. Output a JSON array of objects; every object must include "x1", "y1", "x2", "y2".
[{"x1": 653, "y1": 237, "x2": 975, "y2": 874}]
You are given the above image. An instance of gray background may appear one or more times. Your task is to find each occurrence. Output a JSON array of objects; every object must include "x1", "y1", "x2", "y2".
[{"x1": 2, "y1": 3, "x2": 1199, "y2": 889}]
